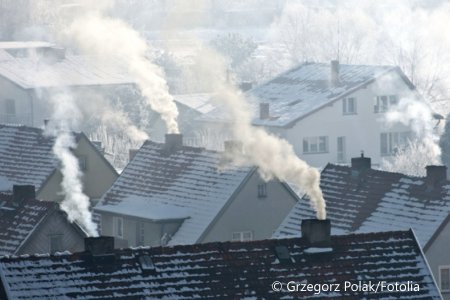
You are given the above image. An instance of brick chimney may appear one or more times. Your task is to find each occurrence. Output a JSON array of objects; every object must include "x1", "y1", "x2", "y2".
[
  {"x1": 260, "y1": 103, "x2": 270, "y2": 120},
  {"x1": 425, "y1": 165, "x2": 447, "y2": 186},
  {"x1": 301, "y1": 219, "x2": 331, "y2": 247},
  {"x1": 330, "y1": 60, "x2": 339, "y2": 86},
  {"x1": 85, "y1": 236, "x2": 116, "y2": 267},
  {"x1": 351, "y1": 152, "x2": 371, "y2": 171},
  {"x1": 12, "y1": 185, "x2": 35, "y2": 207},
  {"x1": 164, "y1": 133, "x2": 183, "y2": 153}
]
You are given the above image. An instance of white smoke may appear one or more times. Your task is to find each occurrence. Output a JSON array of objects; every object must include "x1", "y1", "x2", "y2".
[
  {"x1": 65, "y1": 5, "x2": 179, "y2": 134},
  {"x1": 45, "y1": 91, "x2": 98, "y2": 236},
  {"x1": 193, "y1": 47, "x2": 327, "y2": 219}
]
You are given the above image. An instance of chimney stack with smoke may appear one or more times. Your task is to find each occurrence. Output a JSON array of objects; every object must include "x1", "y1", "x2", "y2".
[
  {"x1": 164, "y1": 133, "x2": 183, "y2": 153},
  {"x1": 330, "y1": 60, "x2": 339, "y2": 86},
  {"x1": 301, "y1": 219, "x2": 331, "y2": 247},
  {"x1": 260, "y1": 103, "x2": 270, "y2": 120},
  {"x1": 425, "y1": 165, "x2": 447, "y2": 186}
]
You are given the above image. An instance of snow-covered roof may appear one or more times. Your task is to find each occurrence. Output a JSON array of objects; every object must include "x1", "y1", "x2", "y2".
[
  {"x1": 0, "y1": 41, "x2": 55, "y2": 50},
  {"x1": 0, "y1": 193, "x2": 55, "y2": 256},
  {"x1": 95, "y1": 139, "x2": 253, "y2": 245},
  {"x1": 0, "y1": 55, "x2": 134, "y2": 89},
  {"x1": 0, "y1": 230, "x2": 441, "y2": 299},
  {"x1": 0, "y1": 125, "x2": 56, "y2": 192},
  {"x1": 174, "y1": 93, "x2": 217, "y2": 114},
  {"x1": 199, "y1": 62, "x2": 411, "y2": 127},
  {"x1": 274, "y1": 163, "x2": 450, "y2": 248}
]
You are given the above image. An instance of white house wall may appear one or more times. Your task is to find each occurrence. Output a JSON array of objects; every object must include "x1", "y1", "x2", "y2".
[
  {"x1": 0, "y1": 76, "x2": 33, "y2": 125},
  {"x1": 285, "y1": 72, "x2": 415, "y2": 167}
]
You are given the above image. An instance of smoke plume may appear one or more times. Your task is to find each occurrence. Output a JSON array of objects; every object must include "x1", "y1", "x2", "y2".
[
  {"x1": 66, "y1": 6, "x2": 179, "y2": 134},
  {"x1": 45, "y1": 91, "x2": 98, "y2": 236},
  {"x1": 195, "y1": 48, "x2": 327, "y2": 219}
]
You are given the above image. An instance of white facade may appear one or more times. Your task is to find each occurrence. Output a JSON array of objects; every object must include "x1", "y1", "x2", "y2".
[{"x1": 277, "y1": 71, "x2": 416, "y2": 167}]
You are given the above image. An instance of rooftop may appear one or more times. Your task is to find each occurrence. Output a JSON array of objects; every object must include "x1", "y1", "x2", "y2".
[
  {"x1": 199, "y1": 62, "x2": 412, "y2": 127},
  {"x1": 274, "y1": 163, "x2": 450, "y2": 248},
  {"x1": 0, "y1": 230, "x2": 440, "y2": 299},
  {"x1": 95, "y1": 138, "x2": 254, "y2": 245},
  {"x1": 0, "y1": 193, "x2": 55, "y2": 256}
]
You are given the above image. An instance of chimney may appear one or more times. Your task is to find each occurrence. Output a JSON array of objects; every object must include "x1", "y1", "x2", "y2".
[
  {"x1": 85, "y1": 236, "x2": 115, "y2": 255},
  {"x1": 164, "y1": 133, "x2": 183, "y2": 153},
  {"x1": 129, "y1": 149, "x2": 139, "y2": 161},
  {"x1": 425, "y1": 165, "x2": 447, "y2": 186},
  {"x1": 44, "y1": 119, "x2": 50, "y2": 126},
  {"x1": 330, "y1": 60, "x2": 339, "y2": 86},
  {"x1": 301, "y1": 219, "x2": 331, "y2": 247},
  {"x1": 351, "y1": 152, "x2": 371, "y2": 171},
  {"x1": 260, "y1": 103, "x2": 270, "y2": 120},
  {"x1": 12, "y1": 185, "x2": 35, "y2": 207}
]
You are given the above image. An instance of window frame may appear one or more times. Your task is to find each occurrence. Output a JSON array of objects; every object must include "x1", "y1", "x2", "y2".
[
  {"x1": 380, "y1": 131, "x2": 412, "y2": 156},
  {"x1": 113, "y1": 216, "x2": 124, "y2": 238},
  {"x1": 303, "y1": 136, "x2": 329, "y2": 154},
  {"x1": 343, "y1": 97, "x2": 357, "y2": 115},
  {"x1": 49, "y1": 234, "x2": 63, "y2": 253},
  {"x1": 77, "y1": 155, "x2": 87, "y2": 171},
  {"x1": 374, "y1": 95, "x2": 398, "y2": 113},
  {"x1": 439, "y1": 265, "x2": 450, "y2": 292},
  {"x1": 257, "y1": 183, "x2": 267, "y2": 198},
  {"x1": 337, "y1": 136, "x2": 346, "y2": 163},
  {"x1": 231, "y1": 231, "x2": 253, "y2": 242},
  {"x1": 136, "y1": 221, "x2": 145, "y2": 246}
]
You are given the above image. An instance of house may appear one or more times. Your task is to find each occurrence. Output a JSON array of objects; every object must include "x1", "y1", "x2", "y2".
[
  {"x1": 94, "y1": 133, "x2": 299, "y2": 247},
  {"x1": 0, "y1": 222, "x2": 441, "y2": 299},
  {"x1": 198, "y1": 60, "x2": 438, "y2": 167},
  {"x1": 274, "y1": 154, "x2": 450, "y2": 298},
  {"x1": 0, "y1": 41, "x2": 134, "y2": 127},
  {"x1": 0, "y1": 124, "x2": 118, "y2": 203},
  {"x1": 0, "y1": 185, "x2": 86, "y2": 256}
]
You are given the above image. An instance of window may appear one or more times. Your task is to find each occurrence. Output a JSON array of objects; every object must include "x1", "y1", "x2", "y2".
[
  {"x1": 337, "y1": 136, "x2": 346, "y2": 163},
  {"x1": 77, "y1": 155, "x2": 87, "y2": 171},
  {"x1": 374, "y1": 95, "x2": 398, "y2": 113},
  {"x1": 257, "y1": 183, "x2": 267, "y2": 198},
  {"x1": 380, "y1": 131, "x2": 412, "y2": 156},
  {"x1": 136, "y1": 221, "x2": 145, "y2": 246},
  {"x1": 303, "y1": 136, "x2": 329, "y2": 154},
  {"x1": 113, "y1": 216, "x2": 123, "y2": 238},
  {"x1": 49, "y1": 234, "x2": 63, "y2": 253},
  {"x1": 232, "y1": 231, "x2": 253, "y2": 242},
  {"x1": 440, "y1": 266, "x2": 450, "y2": 292},
  {"x1": 343, "y1": 97, "x2": 357, "y2": 115}
]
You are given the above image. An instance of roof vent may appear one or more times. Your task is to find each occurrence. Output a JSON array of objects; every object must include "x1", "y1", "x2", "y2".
[
  {"x1": 12, "y1": 185, "x2": 35, "y2": 207},
  {"x1": 351, "y1": 152, "x2": 371, "y2": 171},
  {"x1": 425, "y1": 165, "x2": 447, "y2": 186},
  {"x1": 301, "y1": 219, "x2": 331, "y2": 247},
  {"x1": 260, "y1": 103, "x2": 270, "y2": 120},
  {"x1": 164, "y1": 133, "x2": 183, "y2": 154},
  {"x1": 331, "y1": 60, "x2": 339, "y2": 86}
]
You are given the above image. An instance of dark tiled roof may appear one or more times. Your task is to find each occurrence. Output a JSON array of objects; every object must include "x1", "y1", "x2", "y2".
[
  {"x1": 0, "y1": 125, "x2": 56, "y2": 191},
  {"x1": 199, "y1": 62, "x2": 408, "y2": 127},
  {"x1": 0, "y1": 194, "x2": 55, "y2": 256},
  {"x1": 275, "y1": 164, "x2": 450, "y2": 247},
  {"x1": 0, "y1": 230, "x2": 441, "y2": 299},
  {"x1": 95, "y1": 140, "x2": 253, "y2": 245}
]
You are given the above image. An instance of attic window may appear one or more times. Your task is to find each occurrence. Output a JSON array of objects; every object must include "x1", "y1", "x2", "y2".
[
  {"x1": 139, "y1": 255, "x2": 155, "y2": 271},
  {"x1": 274, "y1": 245, "x2": 293, "y2": 263}
]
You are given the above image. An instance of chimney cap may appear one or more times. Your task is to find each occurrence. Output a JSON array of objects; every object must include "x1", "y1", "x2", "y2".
[
  {"x1": 351, "y1": 153, "x2": 371, "y2": 171},
  {"x1": 164, "y1": 133, "x2": 183, "y2": 154}
]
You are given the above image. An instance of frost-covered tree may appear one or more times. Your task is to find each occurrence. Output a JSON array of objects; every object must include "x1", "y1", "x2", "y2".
[
  {"x1": 382, "y1": 140, "x2": 442, "y2": 176},
  {"x1": 210, "y1": 33, "x2": 257, "y2": 68}
]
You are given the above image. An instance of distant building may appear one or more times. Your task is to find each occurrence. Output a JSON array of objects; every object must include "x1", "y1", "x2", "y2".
[
  {"x1": 0, "y1": 225, "x2": 441, "y2": 299},
  {"x1": 199, "y1": 60, "x2": 440, "y2": 167},
  {"x1": 0, "y1": 124, "x2": 118, "y2": 204},
  {"x1": 275, "y1": 155, "x2": 450, "y2": 298},
  {"x1": 0, "y1": 185, "x2": 86, "y2": 256},
  {"x1": 94, "y1": 134, "x2": 299, "y2": 247}
]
